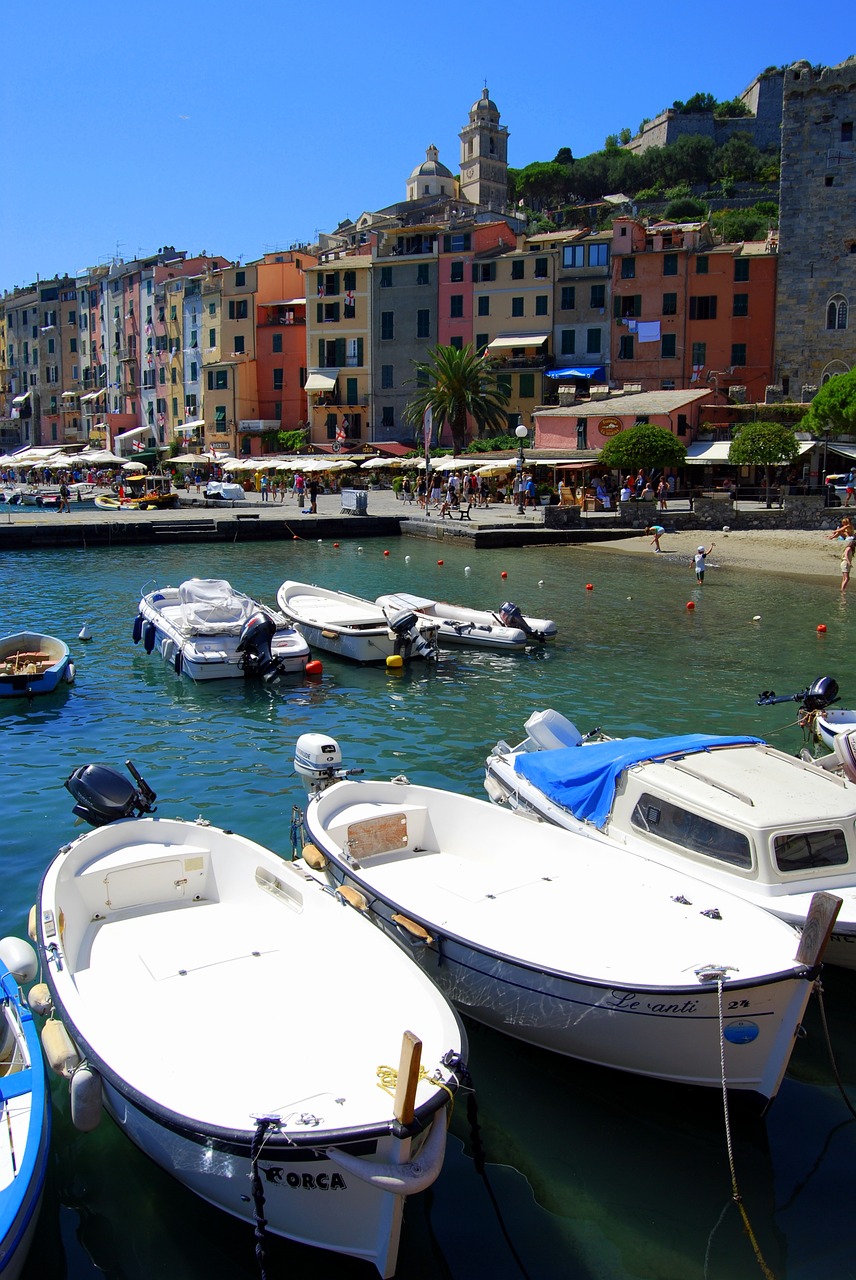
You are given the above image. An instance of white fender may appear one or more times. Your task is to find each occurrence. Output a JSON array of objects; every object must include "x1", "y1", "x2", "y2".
[
  {"x1": 324, "y1": 1107, "x2": 447, "y2": 1196},
  {"x1": 71, "y1": 1065, "x2": 103, "y2": 1132}
]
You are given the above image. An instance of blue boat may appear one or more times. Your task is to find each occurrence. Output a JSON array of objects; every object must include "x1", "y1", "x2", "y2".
[
  {"x1": 0, "y1": 632, "x2": 75, "y2": 698},
  {"x1": 0, "y1": 937, "x2": 51, "y2": 1279}
]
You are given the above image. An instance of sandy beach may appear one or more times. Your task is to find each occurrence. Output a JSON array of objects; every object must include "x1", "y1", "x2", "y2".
[{"x1": 581, "y1": 526, "x2": 852, "y2": 580}]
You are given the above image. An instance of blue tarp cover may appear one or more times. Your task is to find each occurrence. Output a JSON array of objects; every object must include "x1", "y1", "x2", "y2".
[
  {"x1": 513, "y1": 735, "x2": 762, "y2": 829},
  {"x1": 544, "y1": 365, "x2": 606, "y2": 380}
]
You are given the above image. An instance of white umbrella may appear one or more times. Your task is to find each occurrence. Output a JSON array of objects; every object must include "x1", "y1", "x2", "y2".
[
  {"x1": 122, "y1": 460, "x2": 147, "y2": 472},
  {"x1": 430, "y1": 456, "x2": 473, "y2": 471}
]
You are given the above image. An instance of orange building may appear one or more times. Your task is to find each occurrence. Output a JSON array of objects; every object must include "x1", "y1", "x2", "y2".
[
  {"x1": 610, "y1": 218, "x2": 777, "y2": 405},
  {"x1": 254, "y1": 250, "x2": 316, "y2": 449}
]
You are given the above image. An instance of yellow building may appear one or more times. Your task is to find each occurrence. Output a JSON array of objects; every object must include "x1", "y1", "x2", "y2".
[{"x1": 304, "y1": 255, "x2": 372, "y2": 448}]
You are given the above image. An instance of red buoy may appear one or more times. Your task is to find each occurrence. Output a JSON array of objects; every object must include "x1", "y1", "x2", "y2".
[
  {"x1": 305, "y1": 660, "x2": 323, "y2": 676},
  {"x1": 384, "y1": 550, "x2": 390, "y2": 556},
  {"x1": 501, "y1": 571, "x2": 508, "y2": 579},
  {"x1": 333, "y1": 542, "x2": 340, "y2": 548},
  {"x1": 817, "y1": 623, "x2": 827, "y2": 633},
  {"x1": 585, "y1": 583, "x2": 594, "y2": 591},
  {"x1": 686, "y1": 601, "x2": 695, "y2": 610},
  {"x1": 437, "y1": 559, "x2": 444, "y2": 566}
]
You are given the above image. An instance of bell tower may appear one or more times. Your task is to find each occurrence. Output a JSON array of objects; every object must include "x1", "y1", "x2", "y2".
[{"x1": 459, "y1": 88, "x2": 509, "y2": 212}]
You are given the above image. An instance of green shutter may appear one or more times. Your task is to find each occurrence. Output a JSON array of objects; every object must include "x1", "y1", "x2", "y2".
[
  {"x1": 318, "y1": 340, "x2": 325, "y2": 366},
  {"x1": 356, "y1": 337, "x2": 364, "y2": 366},
  {"x1": 346, "y1": 377, "x2": 358, "y2": 404},
  {"x1": 635, "y1": 295, "x2": 642, "y2": 317},
  {"x1": 331, "y1": 272, "x2": 340, "y2": 296},
  {"x1": 335, "y1": 338, "x2": 346, "y2": 367},
  {"x1": 613, "y1": 297, "x2": 620, "y2": 318}
]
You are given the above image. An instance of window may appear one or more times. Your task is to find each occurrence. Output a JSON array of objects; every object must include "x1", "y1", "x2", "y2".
[
  {"x1": 519, "y1": 373, "x2": 535, "y2": 397},
  {"x1": 450, "y1": 335, "x2": 464, "y2": 350},
  {"x1": 560, "y1": 329, "x2": 576, "y2": 355},
  {"x1": 170, "y1": 305, "x2": 177, "y2": 321},
  {"x1": 228, "y1": 299, "x2": 248, "y2": 319},
  {"x1": 159, "y1": 366, "x2": 166, "y2": 384},
  {"x1": 70, "y1": 338, "x2": 77, "y2": 352},
  {"x1": 208, "y1": 328, "x2": 215, "y2": 347},
  {"x1": 475, "y1": 334, "x2": 489, "y2": 355},
  {"x1": 235, "y1": 270, "x2": 245, "y2": 286},
  {"x1": 475, "y1": 295, "x2": 489, "y2": 317},
  {"x1": 346, "y1": 377, "x2": 358, "y2": 403},
  {"x1": 345, "y1": 337, "x2": 363, "y2": 366},
  {"x1": 450, "y1": 295, "x2": 464, "y2": 319},
  {"x1": 631, "y1": 794, "x2": 752, "y2": 868},
  {"x1": 442, "y1": 232, "x2": 471, "y2": 252},
  {"x1": 695, "y1": 255, "x2": 709, "y2": 274},
  {"x1": 576, "y1": 419, "x2": 588, "y2": 449},
  {"x1": 621, "y1": 257, "x2": 636, "y2": 279},
  {"x1": 47, "y1": 338, "x2": 55, "y2": 354},
  {"x1": 589, "y1": 243, "x2": 609, "y2": 267},
  {"x1": 450, "y1": 261, "x2": 464, "y2": 283},
  {"x1": 774, "y1": 829, "x2": 848, "y2": 873},
  {"x1": 535, "y1": 296, "x2": 548, "y2": 316},
  {"x1": 343, "y1": 270, "x2": 356, "y2": 293},
  {"x1": 381, "y1": 406, "x2": 395, "y2": 427},
  {"x1": 208, "y1": 303, "x2": 216, "y2": 316},
  {"x1": 733, "y1": 293, "x2": 749, "y2": 317},
  {"x1": 590, "y1": 284, "x2": 605, "y2": 309},
  {"x1": 272, "y1": 334, "x2": 282, "y2": 353},
  {"x1": 317, "y1": 302, "x2": 340, "y2": 323},
  {"x1": 827, "y1": 296, "x2": 848, "y2": 330},
  {"x1": 560, "y1": 286, "x2": 575, "y2": 310},
  {"x1": 663, "y1": 253, "x2": 678, "y2": 276},
  {"x1": 616, "y1": 295, "x2": 642, "y2": 319},
  {"x1": 562, "y1": 245, "x2": 584, "y2": 268},
  {"x1": 473, "y1": 262, "x2": 496, "y2": 282},
  {"x1": 661, "y1": 333, "x2": 676, "y2": 358},
  {"x1": 511, "y1": 297, "x2": 524, "y2": 317},
  {"x1": 381, "y1": 364, "x2": 394, "y2": 389},
  {"x1": 207, "y1": 369, "x2": 228, "y2": 390},
  {"x1": 233, "y1": 335, "x2": 245, "y2": 354},
  {"x1": 511, "y1": 259, "x2": 525, "y2": 280},
  {"x1": 586, "y1": 328, "x2": 602, "y2": 354},
  {"x1": 618, "y1": 335, "x2": 634, "y2": 359},
  {"x1": 731, "y1": 343, "x2": 747, "y2": 366},
  {"x1": 381, "y1": 311, "x2": 394, "y2": 340},
  {"x1": 190, "y1": 361, "x2": 198, "y2": 380},
  {"x1": 734, "y1": 258, "x2": 750, "y2": 282},
  {"x1": 497, "y1": 374, "x2": 512, "y2": 397},
  {"x1": 416, "y1": 263, "x2": 430, "y2": 286},
  {"x1": 534, "y1": 257, "x2": 548, "y2": 278},
  {"x1": 689, "y1": 296, "x2": 717, "y2": 320},
  {"x1": 272, "y1": 369, "x2": 283, "y2": 390},
  {"x1": 843, "y1": 122, "x2": 854, "y2": 143},
  {"x1": 662, "y1": 292, "x2": 677, "y2": 316},
  {"x1": 416, "y1": 309, "x2": 430, "y2": 338},
  {"x1": 691, "y1": 341, "x2": 706, "y2": 367}
]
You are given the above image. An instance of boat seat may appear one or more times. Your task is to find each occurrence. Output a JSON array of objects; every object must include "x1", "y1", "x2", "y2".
[{"x1": 524, "y1": 708, "x2": 582, "y2": 751}]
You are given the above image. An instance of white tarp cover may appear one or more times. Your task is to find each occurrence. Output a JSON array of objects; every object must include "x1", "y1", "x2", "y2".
[{"x1": 178, "y1": 579, "x2": 255, "y2": 633}]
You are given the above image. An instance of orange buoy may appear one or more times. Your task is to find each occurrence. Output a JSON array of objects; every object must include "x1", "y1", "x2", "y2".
[
  {"x1": 437, "y1": 559, "x2": 444, "y2": 566},
  {"x1": 305, "y1": 660, "x2": 323, "y2": 676},
  {"x1": 686, "y1": 601, "x2": 695, "y2": 610},
  {"x1": 384, "y1": 550, "x2": 390, "y2": 556},
  {"x1": 333, "y1": 542, "x2": 340, "y2": 548},
  {"x1": 293, "y1": 534, "x2": 299, "y2": 540},
  {"x1": 501, "y1": 571, "x2": 507, "y2": 579},
  {"x1": 817, "y1": 624, "x2": 827, "y2": 633},
  {"x1": 585, "y1": 583, "x2": 594, "y2": 591}
]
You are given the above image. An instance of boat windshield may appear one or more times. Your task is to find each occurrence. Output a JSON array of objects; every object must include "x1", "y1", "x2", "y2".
[
  {"x1": 630, "y1": 793, "x2": 753, "y2": 869},
  {"x1": 773, "y1": 829, "x2": 850, "y2": 873}
]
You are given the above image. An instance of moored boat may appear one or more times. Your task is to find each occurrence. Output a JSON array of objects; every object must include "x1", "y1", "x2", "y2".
[
  {"x1": 0, "y1": 631, "x2": 75, "y2": 698},
  {"x1": 277, "y1": 581, "x2": 439, "y2": 666},
  {"x1": 34, "y1": 762, "x2": 466, "y2": 1278},
  {"x1": 484, "y1": 708, "x2": 856, "y2": 968},
  {"x1": 298, "y1": 733, "x2": 840, "y2": 1102},
  {"x1": 375, "y1": 593, "x2": 556, "y2": 651},
  {"x1": 134, "y1": 579, "x2": 311, "y2": 681}
]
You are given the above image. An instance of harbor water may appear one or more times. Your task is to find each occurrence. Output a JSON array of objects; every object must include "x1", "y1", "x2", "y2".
[{"x1": 2, "y1": 532, "x2": 855, "y2": 1280}]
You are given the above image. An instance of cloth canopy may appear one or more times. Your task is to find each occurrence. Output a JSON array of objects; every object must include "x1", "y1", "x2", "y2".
[
  {"x1": 545, "y1": 366, "x2": 606, "y2": 380},
  {"x1": 304, "y1": 370, "x2": 339, "y2": 391}
]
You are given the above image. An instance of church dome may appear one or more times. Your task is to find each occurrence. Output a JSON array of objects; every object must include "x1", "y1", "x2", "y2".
[
  {"x1": 408, "y1": 145, "x2": 453, "y2": 182},
  {"x1": 470, "y1": 88, "x2": 499, "y2": 120}
]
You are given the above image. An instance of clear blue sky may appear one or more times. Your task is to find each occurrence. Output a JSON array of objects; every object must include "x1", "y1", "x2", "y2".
[{"x1": 1, "y1": 0, "x2": 852, "y2": 294}]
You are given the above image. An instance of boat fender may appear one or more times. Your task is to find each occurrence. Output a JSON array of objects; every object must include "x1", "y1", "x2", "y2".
[
  {"x1": 142, "y1": 621, "x2": 156, "y2": 654},
  {"x1": 336, "y1": 885, "x2": 368, "y2": 912},
  {"x1": 28, "y1": 904, "x2": 37, "y2": 942},
  {"x1": 70, "y1": 1065, "x2": 103, "y2": 1131},
  {"x1": 41, "y1": 1018, "x2": 81, "y2": 1077},
  {"x1": 0, "y1": 935, "x2": 39, "y2": 984},
  {"x1": 325, "y1": 1107, "x2": 447, "y2": 1195},
  {"x1": 174, "y1": 649, "x2": 183, "y2": 676},
  {"x1": 302, "y1": 843, "x2": 328, "y2": 871},
  {"x1": 161, "y1": 638, "x2": 175, "y2": 665},
  {"x1": 391, "y1": 914, "x2": 434, "y2": 945},
  {"x1": 65, "y1": 662, "x2": 76, "y2": 684},
  {"x1": 27, "y1": 983, "x2": 53, "y2": 1017},
  {"x1": 132, "y1": 613, "x2": 144, "y2": 645}
]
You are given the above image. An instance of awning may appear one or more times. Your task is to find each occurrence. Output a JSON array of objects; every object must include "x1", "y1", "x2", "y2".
[
  {"x1": 828, "y1": 443, "x2": 856, "y2": 463},
  {"x1": 175, "y1": 419, "x2": 205, "y2": 432},
  {"x1": 80, "y1": 389, "x2": 106, "y2": 402},
  {"x1": 304, "y1": 370, "x2": 339, "y2": 391},
  {"x1": 113, "y1": 425, "x2": 154, "y2": 444},
  {"x1": 12, "y1": 392, "x2": 30, "y2": 405},
  {"x1": 685, "y1": 439, "x2": 816, "y2": 465},
  {"x1": 545, "y1": 366, "x2": 606, "y2": 380},
  {"x1": 487, "y1": 333, "x2": 550, "y2": 351},
  {"x1": 262, "y1": 298, "x2": 305, "y2": 307},
  {"x1": 61, "y1": 390, "x2": 78, "y2": 399}
]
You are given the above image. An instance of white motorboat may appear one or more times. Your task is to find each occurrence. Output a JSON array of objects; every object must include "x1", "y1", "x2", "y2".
[
  {"x1": 276, "y1": 582, "x2": 439, "y2": 666},
  {"x1": 815, "y1": 708, "x2": 856, "y2": 751},
  {"x1": 0, "y1": 937, "x2": 51, "y2": 1280},
  {"x1": 484, "y1": 708, "x2": 856, "y2": 969},
  {"x1": 34, "y1": 762, "x2": 466, "y2": 1279},
  {"x1": 0, "y1": 631, "x2": 75, "y2": 698},
  {"x1": 375, "y1": 594, "x2": 556, "y2": 652},
  {"x1": 297, "y1": 734, "x2": 839, "y2": 1103},
  {"x1": 134, "y1": 579, "x2": 311, "y2": 681}
]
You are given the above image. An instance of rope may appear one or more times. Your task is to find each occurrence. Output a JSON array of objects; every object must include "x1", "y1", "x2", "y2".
[
  {"x1": 375, "y1": 1063, "x2": 456, "y2": 1110},
  {"x1": 289, "y1": 805, "x2": 303, "y2": 861},
  {"x1": 714, "y1": 977, "x2": 777, "y2": 1280},
  {"x1": 815, "y1": 979, "x2": 856, "y2": 1121},
  {"x1": 250, "y1": 1116, "x2": 279, "y2": 1280}
]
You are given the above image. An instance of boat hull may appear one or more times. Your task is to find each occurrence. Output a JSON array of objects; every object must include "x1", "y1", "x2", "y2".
[
  {"x1": 277, "y1": 582, "x2": 438, "y2": 664},
  {"x1": 376, "y1": 592, "x2": 555, "y2": 651},
  {"x1": 0, "y1": 631, "x2": 73, "y2": 698}
]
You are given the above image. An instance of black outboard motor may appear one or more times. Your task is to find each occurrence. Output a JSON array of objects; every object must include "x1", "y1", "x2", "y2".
[
  {"x1": 802, "y1": 675, "x2": 840, "y2": 712},
  {"x1": 498, "y1": 601, "x2": 544, "y2": 642},
  {"x1": 236, "y1": 611, "x2": 281, "y2": 680},
  {"x1": 386, "y1": 608, "x2": 438, "y2": 661},
  {"x1": 65, "y1": 760, "x2": 157, "y2": 827}
]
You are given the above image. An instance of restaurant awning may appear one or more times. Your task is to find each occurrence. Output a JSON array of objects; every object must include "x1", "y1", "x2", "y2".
[
  {"x1": 685, "y1": 439, "x2": 816, "y2": 465},
  {"x1": 545, "y1": 366, "x2": 606, "y2": 380},
  {"x1": 175, "y1": 419, "x2": 205, "y2": 432},
  {"x1": 113, "y1": 425, "x2": 154, "y2": 445},
  {"x1": 304, "y1": 370, "x2": 339, "y2": 391},
  {"x1": 487, "y1": 333, "x2": 550, "y2": 351}
]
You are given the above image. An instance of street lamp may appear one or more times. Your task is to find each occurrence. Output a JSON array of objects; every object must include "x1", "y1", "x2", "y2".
[{"x1": 515, "y1": 421, "x2": 528, "y2": 514}]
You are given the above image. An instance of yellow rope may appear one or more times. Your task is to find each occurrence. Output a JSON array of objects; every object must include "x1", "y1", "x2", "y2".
[{"x1": 376, "y1": 1063, "x2": 456, "y2": 1109}]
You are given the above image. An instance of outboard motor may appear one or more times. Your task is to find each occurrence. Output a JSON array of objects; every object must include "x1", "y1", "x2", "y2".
[
  {"x1": 385, "y1": 608, "x2": 438, "y2": 661},
  {"x1": 498, "y1": 601, "x2": 544, "y2": 642},
  {"x1": 802, "y1": 675, "x2": 840, "y2": 712},
  {"x1": 65, "y1": 760, "x2": 157, "y2": 827},
  {"x1": 294, "y1": 733, "x2": 362, "y2": 795},
  {"x1": 236, "y1": 610, "x2": 281, "y2": 680}
]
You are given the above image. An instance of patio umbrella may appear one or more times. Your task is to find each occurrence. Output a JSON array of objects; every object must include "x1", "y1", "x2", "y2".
[
  {"x1": 430, "y1": 456, "x2": 472, "y2": 471},
  {"x1": 121, "y1": 461, "x2": 148, "y2": 472}
]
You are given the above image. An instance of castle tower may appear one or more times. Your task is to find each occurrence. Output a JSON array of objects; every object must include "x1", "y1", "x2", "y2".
[
  {"x1": 459, "y1": 88, "x2": 509, "y2": 212},
  {"x1": 406, "y1": 145, "x2": 455, "y2": 202}
]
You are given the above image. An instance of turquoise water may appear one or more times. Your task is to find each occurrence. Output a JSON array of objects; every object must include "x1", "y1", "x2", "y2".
[{"x1": 2, "y1": 535, "x2": 855, "y2": 1280}]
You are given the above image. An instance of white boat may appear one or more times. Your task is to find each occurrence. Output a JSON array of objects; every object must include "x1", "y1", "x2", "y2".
[
  {"x1": 276, "y1": 582, "x2": 439, "y2": 666},
  {"x1": 298, "y1": 734, "x2": 839, "y2": 1103},
  {"x1": 484, "y1": 709, "x2": 856, "y2": 969},
  {"x1": 34, "y1": 762, "x2": 466, "y2": 1279},
  {"x1": 134, "y1": 579, "x2": 311, "y2": 681},
  {"x1": 0, "y1": 631, "x2": 75, "y2": 698},
  {"x1": 815, "y1": 708, "x2": 856, "y2": 751},
  {"x1": 0, "y1": 937, "x2": 51, "y2": 1280},
  {"x1": 375, "y1": 594, "x2": 556, "y2": 652}
]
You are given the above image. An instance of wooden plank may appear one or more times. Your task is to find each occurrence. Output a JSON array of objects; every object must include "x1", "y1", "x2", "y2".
[
  {"x1": 393, "y1": 1030, "x2": 422, "y2": 1125},
  {"x1": 346, "y1": 813, "x2": 408, "y2": 859},
  {"x1": 795, "y1": 891, "x2": 843, "y2": 967}
]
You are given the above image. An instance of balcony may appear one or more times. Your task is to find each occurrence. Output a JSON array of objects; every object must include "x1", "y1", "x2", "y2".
[{"x1": 493, "y1": 353, "x2": 553, "y2": 371}]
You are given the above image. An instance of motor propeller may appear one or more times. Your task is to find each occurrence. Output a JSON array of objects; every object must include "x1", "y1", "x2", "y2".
[{"x1": 757, "y1": 675, "x2": 840, "y2": 711}]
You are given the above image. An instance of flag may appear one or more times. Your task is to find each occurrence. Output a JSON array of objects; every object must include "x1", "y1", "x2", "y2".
[
  {"x1": 336, "y1": 422, "x2": 346, "y2": 441},
  {"x1": 132, "y1": 439, "x2": 145, "y2": 452},
  {"x1": 422, "y1": 406, "x2": 433, "y2": 453},
  {"x1": 317, "y1": 281, "x2": 325, "y2": 297},
  {"x1": 344, "y1": 290, "x2": 355, "y2": 308},
  {"x1": 691, "y1": 364, "x2": 703, "y2": 383}
]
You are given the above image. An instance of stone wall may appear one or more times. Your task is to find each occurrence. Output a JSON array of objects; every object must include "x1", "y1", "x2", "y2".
[{"x1": 616, "y1": 494, "x2": 841, "y2": 531}]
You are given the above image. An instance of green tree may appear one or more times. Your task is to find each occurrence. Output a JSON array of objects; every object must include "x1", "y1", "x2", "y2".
[
  {"x1": 680, "y1": 92, "x2": 717, "y2": 114},
  {"x1": 277, "y1": 427, "x2": 308, "y2": 453},
  {"x1": 598, "y1": 423, "x2": 687, "y2": 473},
  {"x1": 728, "y1": 420, "x2": 799, "y2": 507},
  {"x1": 803, "y1": 369, "x2": 856, "y2": 437},
  {"x1": 404, "y1": 345, "x2": 510, "y2": 454},
  {"x1": 511, "y1": 160, "x2": 574, "y2": 209},
  {"x1": 715, "y1": 133, "x2": 762, "y2": 181},
  {"x1": 664, "y1": 197, "x2": 708, "y2": 220}
]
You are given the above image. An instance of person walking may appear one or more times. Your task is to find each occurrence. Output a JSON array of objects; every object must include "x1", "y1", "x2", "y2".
[
  {"x1": 657, "y1": 478, "x2": 669, "y2": 510},
  {"x1": 58, "y1": 480, "x2": 71, "y2": 513},
  {"x1": 694, "y1": 543, "x2": 714, "y2": 583},
  {"x1": 846, "y1": 470, "x2": 856, "y2": 507}
]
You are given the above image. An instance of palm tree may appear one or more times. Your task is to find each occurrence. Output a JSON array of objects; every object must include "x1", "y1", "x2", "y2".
[{"x1": 404, "y1": 344, "x2": 510, "y2": 454}]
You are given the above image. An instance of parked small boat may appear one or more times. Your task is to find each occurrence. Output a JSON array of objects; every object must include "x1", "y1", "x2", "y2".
[
  {"x1": 375, "y1": 594, "x2": 556, "y2": 651},
  {"x1": 134, "y1": 579, "x2": 311, "y2": 681},
  {"x1": 96, "y1": 474, "x2": 179, "y2": 511},
  {"x1": 35, "y1": 762, "x2": 466, "y2": 1278},
  {"x1": 0, "y1": 936, "x2": 51, "y2": 1280},
  {"x1": 0, "y1": 631, "x2": 75, "y2": 698},
  {"x1": 277, "y1": 582, "x2": 439, "y2": 665},
  {"x1": 298, "y1": 734, "x2": 839, "y2": 1102},
  {"x1": 484, "y1": 708, "x2": 856, "y2": 969}
]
